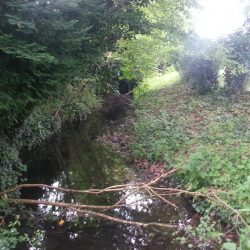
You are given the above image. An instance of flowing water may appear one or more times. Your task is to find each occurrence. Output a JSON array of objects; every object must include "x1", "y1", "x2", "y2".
[{"x1": 17, "y1": 110, "x2": 196, "y2": 250}]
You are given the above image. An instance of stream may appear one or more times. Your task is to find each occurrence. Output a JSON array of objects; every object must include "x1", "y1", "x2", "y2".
[{"x1": 17, "y1": 105, "x2": 195, "y2": 250}]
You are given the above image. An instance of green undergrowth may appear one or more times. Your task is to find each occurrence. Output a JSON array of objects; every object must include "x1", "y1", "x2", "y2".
[
  {"x1": 0, "y1": 81, "x2": 101, "y2": 191},
  {"x1": 132, "y1": 83, "x2": 250, "y2": 249},
  {"x1": 0, "y1": 81, "x2": 101, "y2": 248}
]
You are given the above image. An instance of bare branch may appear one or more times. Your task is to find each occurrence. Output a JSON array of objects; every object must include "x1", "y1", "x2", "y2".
[
  {"x1": 1, "y1": 168, "x2": 247, "y2": 231},
  {"x1": 73, "y1": 208, "x2": 177, "y2": 229}
]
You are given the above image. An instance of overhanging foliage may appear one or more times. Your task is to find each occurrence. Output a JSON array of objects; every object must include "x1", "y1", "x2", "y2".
[{"x1": 0, "y1": 0, "x2": 150, "y2": 131}]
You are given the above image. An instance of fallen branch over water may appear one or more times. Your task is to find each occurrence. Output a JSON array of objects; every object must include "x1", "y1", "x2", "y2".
[
  {"x1": 0, "y1": 169, "x2": 178, "y2": 197},
  {"x1": 0, "y1": 169, "x2": 248, "y2": 229},
  {"x1": 73, "y1": 208, "x2": 177, "y2": 229}
]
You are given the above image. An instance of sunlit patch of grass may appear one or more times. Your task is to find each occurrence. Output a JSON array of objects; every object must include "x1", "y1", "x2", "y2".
[
  {"x1": 144, "y1": 71, "x2": 181, "y2": 90},
  {"x1": 134, "y1": 71, "x2": 181, "y2": 99}
]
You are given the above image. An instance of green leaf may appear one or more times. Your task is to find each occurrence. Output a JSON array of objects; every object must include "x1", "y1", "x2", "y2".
[{"x1": 222, "y1": 242, "x2": 237, "y2": 250}]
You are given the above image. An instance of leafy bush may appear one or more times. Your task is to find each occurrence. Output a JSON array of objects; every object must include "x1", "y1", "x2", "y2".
[
  {"x1": 223, "y1": 28, "x2": 250, "y2": 92},
  {"x1": 183, "y1": 215, "x2": 222, "y2": 249},
  {"x1": 15, "y1": 82, "x2": 100, "y2": 149},
  {"x1": 0, "y1": 217, "x2": 28, "y2": 250},
  {"x1": 180, "y1": 55, "x2": 219, "y2": 94},
  {"x1": 224, "y1": 62, "x2": 248, "y2": 92},
  {"x1": 0, "y1": 138, "x2": 26, "y2": 192}
]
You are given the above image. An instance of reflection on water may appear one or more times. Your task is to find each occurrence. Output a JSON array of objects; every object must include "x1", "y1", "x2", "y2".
[{"x1": 19, "y1": 115, "x2": 194, "y2": 250}]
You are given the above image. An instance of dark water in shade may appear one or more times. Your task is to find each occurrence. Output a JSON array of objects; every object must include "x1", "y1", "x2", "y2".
[{"x1": 17, "y1": 113, "x2": 195, "y2": 250}]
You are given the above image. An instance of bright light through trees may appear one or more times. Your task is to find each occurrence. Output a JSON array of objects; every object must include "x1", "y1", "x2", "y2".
[{"x1": 193, "y1": 0, "x2": 246, "y2": 39}]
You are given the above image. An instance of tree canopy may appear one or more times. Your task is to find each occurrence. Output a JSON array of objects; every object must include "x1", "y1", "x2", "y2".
[
  {"x1": 115, "y1": 0, "x2": 196, "y2": 80},
  {"x1": 0, "y1": 0, "x2": 150, "y2": 130}
]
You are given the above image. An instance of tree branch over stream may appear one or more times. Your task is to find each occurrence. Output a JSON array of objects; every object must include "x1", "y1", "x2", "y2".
[{"x1": 0, "y1": 169, "x2": 248, "y2": 229}]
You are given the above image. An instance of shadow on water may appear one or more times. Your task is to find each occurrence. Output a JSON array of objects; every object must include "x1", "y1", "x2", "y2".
[{"x1": 17, "y1": 111, "x2": 195, "y2": 250}]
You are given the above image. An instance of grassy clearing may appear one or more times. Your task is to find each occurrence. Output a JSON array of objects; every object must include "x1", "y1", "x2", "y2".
[
  {"x1": 134, "y1": 71, "x2": 181, "y2": 98},
  {"x1": 144, "y1": 71, "x2": 181, "y2": 90},
  {"x1": 132, "y1": 81, "x2": 250, "y2": 249}
]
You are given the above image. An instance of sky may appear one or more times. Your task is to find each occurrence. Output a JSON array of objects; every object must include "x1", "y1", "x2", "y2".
[{"x1": 193, "y1": 0, "x2": 247, "y2": 39}]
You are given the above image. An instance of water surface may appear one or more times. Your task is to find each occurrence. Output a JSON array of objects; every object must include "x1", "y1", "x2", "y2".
[{"x1": 18, "y1": 113, "x2": 194, "y2": 250}]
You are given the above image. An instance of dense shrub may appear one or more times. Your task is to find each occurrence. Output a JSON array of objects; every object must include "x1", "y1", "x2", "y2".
[
  {"x1": 223, "y1": 28, "x2": 250, "y2": 92},
  {"x1": 224, "y1": 64, "x2": 248, "y2": 92},
  {"x1": 180, "y1": 55, "x2": 219, "y2": 94},
  {"x1": 0, "y1": 138, "x2": 26, "y2": 192}
]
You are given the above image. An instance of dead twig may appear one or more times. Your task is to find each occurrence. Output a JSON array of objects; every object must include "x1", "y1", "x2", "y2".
[
  {"x1": 54, "y1": 103, "x2": 62, "y2": 118},
  {"x1": 146, "y1": 187, "x2": 178, "y2": 209},
  {"x1": 210, "y1": 190, "x2": 248, "y2": 227}
]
